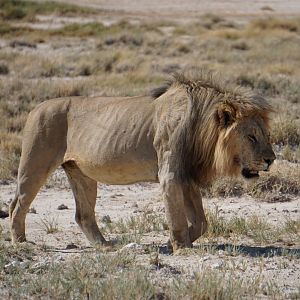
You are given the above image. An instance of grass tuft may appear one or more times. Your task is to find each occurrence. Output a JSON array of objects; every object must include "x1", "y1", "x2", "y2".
[
  {"x1": 0, "y1": 0, "x2": 96, "y2": 21},
  {"x1": 38, "y1": 217, "x2": 59, "y2": 234}
]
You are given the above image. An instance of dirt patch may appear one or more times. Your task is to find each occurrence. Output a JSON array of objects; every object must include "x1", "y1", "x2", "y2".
[
  {"x1": 1, "y1": 171, "x2": 299, "y2": 297},
  {"x1": 35, "y1": 0, "x2": 300, "y2": 24},
  {"x1": 0, "y1": 1, "x2": 300, "y2": 298}
]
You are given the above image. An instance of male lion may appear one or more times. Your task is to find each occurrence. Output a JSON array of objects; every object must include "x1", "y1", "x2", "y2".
[{"x1": 10, "y1": 71, "x2": 275, "y2": 251}]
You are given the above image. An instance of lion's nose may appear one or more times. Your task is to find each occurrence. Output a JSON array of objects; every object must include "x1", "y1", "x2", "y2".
[
  {"x1": 264, "y1": 158, "x2": 273, "y2": 166},
  {"x1": 263, "y1": 156, "x2": 275, "y2": 171}
]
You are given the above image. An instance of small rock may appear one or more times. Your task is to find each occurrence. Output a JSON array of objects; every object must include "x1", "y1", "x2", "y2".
[
  {"x1": 131, "y1": 202, "x2": 138, "y2": 208},
  {"x1": 66, "y1": 243, "x2": 78, "y2": 250},
  {"x1": 211, "y1": 261, "x2": 224, "y2": 269},
  {"x1": 120, "y1": 242, "x2": 144, "y2": 251},
  {"x1": 54, "y1": 255, "x2": 65, "y2": 262},
  {"x1": 200, "y1": 255, "x2": 210, "y2": 262},
  {"x1": 0, "y1": 210, "x2": 9, "y2": 218},
  {"x1": 5, "y1": 260, "x2": 20, "y2": 270},
  {"x1": 29, "y1": 207, "x2": 37, "y2": 214},
  {"x1": 5, "y1": 259, "x2": 30, "y2": 271},
  {"x1": 20, "y1": 261, "x2": 30, "y2": 269},
  {"x1": 101, "y1": 215, "x2": 112, "y2": 223},
  {"x1": 31, "y1": 261, "x2": 50, "y2": 271},
  {"x1": 57, "y1": 204, "x2": 68, "y2": 210},
  {"x1": 0, "y1": 180, "x2": 9, "y2": 185}
]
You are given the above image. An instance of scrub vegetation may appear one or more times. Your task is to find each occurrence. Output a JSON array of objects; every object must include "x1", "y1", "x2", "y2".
[{"x1": 0, "y1": 1, "x2": 299, "y2": 298}]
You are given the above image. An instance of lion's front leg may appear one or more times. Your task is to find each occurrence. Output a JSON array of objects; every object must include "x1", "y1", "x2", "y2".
[
  {"x1": 183, "y1": 185, "x2": 207, "y2": 243},
  {"x1": 162, "y1": 179, "x2": 192, "y2": 251},
  {"x1": 158, "y1": 157, "x2": 192, "y2": 251}
]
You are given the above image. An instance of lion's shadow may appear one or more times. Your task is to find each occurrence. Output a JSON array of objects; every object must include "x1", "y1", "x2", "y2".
[{"x1": 158, "y1": 243, "x2": 300, "y2": 258}]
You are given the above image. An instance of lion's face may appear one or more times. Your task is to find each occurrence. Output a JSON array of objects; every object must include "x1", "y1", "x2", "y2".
[{"x1": 229, "y1": 116, "x2": 276, "y2": 179}]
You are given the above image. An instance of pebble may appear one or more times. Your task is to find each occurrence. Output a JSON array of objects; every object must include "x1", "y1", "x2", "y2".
[
  {"x1": 199, "y1": 255, "x2": 210, "y2": 262},
  {"x1": 0, "y1": 180, "x2": 9, "y2": 185},
  {"x1": 0, "y1": 210, "x2": 9, "y2": 218},
  {"x1": 211, "y1": 261, "x2": 224, "y2": 269},
  {"x1": 131, "y1": 202, "x2": 138, "y2": 208},
  {"x1": 29, "y1": 207, "x2": 37, "y2": 214},
  {"x1": 66, "y1": 243, "x2": 78, "y2": 249},
  {"x1": 5, "y1": 260, "x2": 20, "y2": 270},
  {"x1": 31, "y1": 261, "x2": 50, "y2": 271},
  {"x1": 5, "y1": 260, "x2": 30, "y2": 271},
  {"x1": 101, "y1": 215, "x2": 112, "y2": 223},
  {"x1": 120, "y1": 242, "x2": 144, "y2": 251},
  {"x1": 57, "y1": 204, "x2": 68, "y2": 210}
]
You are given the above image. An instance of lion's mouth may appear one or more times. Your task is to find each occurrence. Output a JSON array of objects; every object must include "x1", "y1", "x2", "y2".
[{"x1": 242, "y1": 168, "x2": 259, "y2": 179}]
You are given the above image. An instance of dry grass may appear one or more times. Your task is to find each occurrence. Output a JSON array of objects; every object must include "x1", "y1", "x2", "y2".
[
  {"x1": 205, "y1": 207, "x2": 299, "y2": 244},
  {"x1": 38, "y1": 216, "x2": 59, "y2": 234},
  {"x1": 0, "y1": 5, "x2": 299, "y2": 299},
  {"x1": 272, "y1": 117, "x2": 300, "y2": 146},
  {"x1": 0, "y1": 3, "x2": 299, "y2": 194},
  {"x1": 100, "y1": 211, "x2": 168, "y2": 246},
  {"x1": 0, "y1": 0, "x2": 96, "y2": 21},
  {"x1": 98, "y1": 205, "x2": 299, "y2": 246},
  {"x1": 203, "y1": 161, "x2": 300, "y2": 202},
  {"x1": 0, "y1": 239, "x2": 292, "y2": 299},
  {"x1": 101, "y1": 212, "x2": 168, "y2": 235}
]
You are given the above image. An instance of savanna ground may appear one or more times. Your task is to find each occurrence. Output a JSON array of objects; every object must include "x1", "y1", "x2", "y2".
[{"x1": 0, "y1": 0, "x2": 300, "y2": 299}]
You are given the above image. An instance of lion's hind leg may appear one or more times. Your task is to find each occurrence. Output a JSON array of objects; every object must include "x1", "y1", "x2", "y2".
[
  {"x1": 10, "y1": 163, "x2": 58, "y2": 243},
  {"x1": 62, "y1": 161, "x2": 107, "y2": 245}
]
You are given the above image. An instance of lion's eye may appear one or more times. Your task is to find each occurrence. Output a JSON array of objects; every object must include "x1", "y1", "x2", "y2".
[{"x1": 248, "y1": 135, "x2": 257, "y2": 143}]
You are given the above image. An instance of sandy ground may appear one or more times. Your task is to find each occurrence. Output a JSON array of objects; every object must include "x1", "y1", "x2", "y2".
[
  {"x1": 32, "y1": 0, "x2": 300, "y2": 27},
  {"x1": 37, "y1": 0, "x2": 300, "y2": 17},
  {"x1": 1, "y1": 171, "x2": 299, "y2": 248},
  {"x1": 1, "y1": 169, "x2": 299, "y2": 296},
  {"x1": 1, "y1": 0, "x2": 300, "y2": 297}
]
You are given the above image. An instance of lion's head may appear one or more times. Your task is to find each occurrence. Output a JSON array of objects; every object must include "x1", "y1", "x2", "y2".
[
  {"x1": 152, "y1": 71, "x2": 275, "y2": 184},
  {"x1": 214, "y1": 99, "x2": 275, "y2": 180}
]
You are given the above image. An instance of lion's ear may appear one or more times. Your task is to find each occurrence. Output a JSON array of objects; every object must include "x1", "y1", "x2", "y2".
[{"x1": 217, "y1": 104, "x2": 236, "y2": 127}]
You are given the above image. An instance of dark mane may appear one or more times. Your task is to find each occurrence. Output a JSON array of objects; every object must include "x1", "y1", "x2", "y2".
[
  {"x1": 150, "y1": 85, "x2": 170, "y2": 99},
  {"x1": 152, "y1": 70, "x2": 273, "y2": 185},
  {"x1": 151, "y1": 70, "x2": 230, "y2": 99}
]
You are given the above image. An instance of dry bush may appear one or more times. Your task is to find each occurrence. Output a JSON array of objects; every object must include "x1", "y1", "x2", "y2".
[
  {"x1": 101, "y1": 212, "x2": 168, "y2": 235},
  {"x1": 9, "y1": 39, "x2": 37, "y2": 49},
  {"x1": 202, "y1": 178, "x2": 244, "y2": 198},
  {"x1": 249, "y1": 18, "x2": 300, "y2": 33},
  {"x1": 168, "y1": 268, "x2": 282, "y2": 299},
  {"x1": 0, "y1": 62, "x2": 9, "y2": 75},
  {"x1": 204, "y1": 161, "x2": 300, "y2": 201},
  {"x1": 0, "y1": 131, "x2": 21, "y2": 178},
  {"x1": 271, "y1": 118, "x2": 300, "y2": 146},
  {"x1": 0, "y1": 78, "x2": 91, "y2": 179},
  {"x1": 0, "y1": 11, "x2": 300, "y2": 183},
  {"x1": 250, "y1": 174, "x2": 300, "y2": 198},
  {"x1": 0, "y1": 0, "x2": 96, "y2": 21},
  {"x1": 205, "y1": 206, "x2": 299, "y2": 244}
]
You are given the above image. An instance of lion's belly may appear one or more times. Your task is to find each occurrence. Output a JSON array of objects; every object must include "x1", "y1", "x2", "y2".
[
  {"x1": 65, "y1": 131, "x2": 158, "y2": 184},
  {"x1": 64, "y1": 96, "x2": 158, "y2": 184},
  {"x1": 74, "y1": 157, "x2": 158, "y2": 184}
]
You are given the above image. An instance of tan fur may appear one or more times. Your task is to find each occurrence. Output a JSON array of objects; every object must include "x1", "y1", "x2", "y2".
[{"x1": 10, "y1": 71, "x2": 275, "y2": 251}]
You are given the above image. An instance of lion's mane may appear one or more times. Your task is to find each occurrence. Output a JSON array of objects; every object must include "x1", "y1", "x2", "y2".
[{"x1": 152, "y1": 70, "x2": 273, "y2": 185}]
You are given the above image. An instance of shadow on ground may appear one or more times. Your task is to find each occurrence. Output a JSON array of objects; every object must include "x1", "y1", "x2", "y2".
[{"x1": 158, "y1": 243, "x2": 300, "y2": 258}]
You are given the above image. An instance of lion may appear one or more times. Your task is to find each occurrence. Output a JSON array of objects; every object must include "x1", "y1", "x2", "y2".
[{"x1": 10, "y1": 71, "x2": 275, "y2": 251}]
